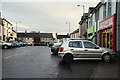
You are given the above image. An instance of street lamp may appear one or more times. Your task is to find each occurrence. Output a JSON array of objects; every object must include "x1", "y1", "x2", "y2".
[
  {"x1": 77, "y1": 4, "x2": 85, "y2": 14},
  {"x1": 16, "y1": 22, "x2": 21, "y2": 32},
  {"x1": 66, "y1": 22, "x2": 70, "y2": 35}
]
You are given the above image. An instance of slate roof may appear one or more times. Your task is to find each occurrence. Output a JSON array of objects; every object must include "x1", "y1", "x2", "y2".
[{"x1": 17, "y1": 33, "x2": 53, "y2": 38}]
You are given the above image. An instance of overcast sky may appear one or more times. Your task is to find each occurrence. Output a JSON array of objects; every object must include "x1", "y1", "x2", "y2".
[{"x1": 1, "y1": 0, "x2": 100, "y2": 34}]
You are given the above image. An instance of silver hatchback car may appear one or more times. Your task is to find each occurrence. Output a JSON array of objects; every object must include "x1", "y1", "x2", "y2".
[{"x1": 58, "y1": 39, "x2": 115, "y2": 63}]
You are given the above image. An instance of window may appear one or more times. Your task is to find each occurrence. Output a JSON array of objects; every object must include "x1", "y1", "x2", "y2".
[
  {"x1": 83, "y1": 41, "x2": 97, "y2": 48},
  {"x1": 69, "y1": 41, "x2": 82, "y2": 48},
  {"x1": 103, "y1": 3, "x2": 107, "y2": 19},
  {"x1": 108, "y1": 1, "x2": 111, "y2": 17}
]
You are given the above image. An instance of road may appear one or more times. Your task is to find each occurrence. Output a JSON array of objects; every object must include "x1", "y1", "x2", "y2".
[{"x1": 2, "y1": 46, "x2": 118, "y2": 79}]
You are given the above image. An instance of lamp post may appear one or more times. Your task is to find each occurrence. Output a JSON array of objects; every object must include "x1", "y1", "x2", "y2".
[
  {"x1": 66, "y1": 22, "x2": 70, "y2": 35},
  {"x1": 16, "y1": 22, "x2": 21, "y2": 32},
  {"x1": 77, "y1": 4, "x2": 85, "y2": 14}
]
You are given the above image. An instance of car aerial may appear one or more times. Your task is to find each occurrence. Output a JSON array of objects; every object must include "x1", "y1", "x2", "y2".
[
  {"x1": 0, "y1": 40, "x2": 15, "y2": 49},
  {"x1": 51, "y1": 42, "x2": 62, "y2": 55},
  {"x1": 58, "y1": 38, "x2": 115, "y2": 63}
]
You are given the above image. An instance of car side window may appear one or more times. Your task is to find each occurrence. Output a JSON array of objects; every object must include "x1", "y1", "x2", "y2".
[
  {"x1": 69, "y1": 41, "x2": 82, "y2": 48},
  {"x1": 83, "y1": 41, "x2": 97, "y2": 49}
]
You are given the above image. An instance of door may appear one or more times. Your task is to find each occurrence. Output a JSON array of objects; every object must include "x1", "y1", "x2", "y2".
[
  {"x1": 68, "y1": 41, "x2": 84, "y2": 58},
  {"x1": 83, "y1": 41, "x2": 103, "y2": 58},
  {"x1": 101, "y1": 30, "x2": 112, "y2": 49}
]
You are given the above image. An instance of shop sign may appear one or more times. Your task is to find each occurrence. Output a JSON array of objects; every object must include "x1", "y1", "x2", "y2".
[{"x1": 99, "y1": 16, "x2": 113, "y2": 30}]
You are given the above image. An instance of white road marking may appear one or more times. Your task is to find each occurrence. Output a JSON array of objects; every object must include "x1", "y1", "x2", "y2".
[{"x1": 4, "y1": 54, "x2": 18, "y2": 60}]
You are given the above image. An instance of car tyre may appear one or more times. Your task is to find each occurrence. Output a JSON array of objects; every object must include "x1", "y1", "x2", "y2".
[
  {"x1": 102, "y1": 54, "x2": 111, "y2": 62},
  {"x1": 63, "y1": 53, "x2": 73, "y2": 63},
  {"x1": 3, "y1": 45, "x2": 8, "y2": 49}
]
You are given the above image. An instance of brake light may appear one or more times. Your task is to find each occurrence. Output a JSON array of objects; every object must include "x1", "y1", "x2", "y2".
[{"x1": 59, "y1": 47, "x2": 64, "y2": 52}]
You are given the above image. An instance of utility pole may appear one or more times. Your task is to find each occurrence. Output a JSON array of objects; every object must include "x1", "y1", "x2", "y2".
[
  {"x1": 66, "y1": 22, "x2": 70, "y2": 36},
  {"x1": 16, "y1": 22, "x2": 21, "y2": 32},
  {"x1": 77, "y1": 4, "x2": 85, "y2": 15}
]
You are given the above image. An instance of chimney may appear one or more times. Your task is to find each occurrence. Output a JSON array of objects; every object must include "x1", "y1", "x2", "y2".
[
  {"x1": 25, "y1": 30, "x2": 27, "y2": 34},
  {"x1": 38, "y1": 31, "x2": 40, "y2": 33}
]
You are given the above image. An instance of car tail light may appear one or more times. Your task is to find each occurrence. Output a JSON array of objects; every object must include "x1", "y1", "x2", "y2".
[{"x1": 59, "y1": 47, "x2": 64, "y2": 52}]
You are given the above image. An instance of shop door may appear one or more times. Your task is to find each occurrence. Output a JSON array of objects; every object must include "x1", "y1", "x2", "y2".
[
  {"x1": 106, "y1": 32, "x2": 110, "y2": 48},
  {"x1": 102, "y1": 33, "x2": 106, "y2": 48},
  {"x1": 101, "y1": 31, "x2": 112, "y2": 49}
]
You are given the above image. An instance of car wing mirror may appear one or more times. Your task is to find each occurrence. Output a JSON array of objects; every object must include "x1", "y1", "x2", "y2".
[{"x1": 95, "y1": 47, "x2": 99, "y2": 49}]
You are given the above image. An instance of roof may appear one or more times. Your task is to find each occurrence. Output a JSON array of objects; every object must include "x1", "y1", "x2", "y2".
[
  {"x1": 70, "y1": 28, "x2": 79, "y2": 35},
  {"x1": 88, "y1": 7, "x2": 95, "y2": 13},
  {"x1": 17, "y1": 33, "x2": 53, "y2": 38},
  {"x1": 2, "y1": 18, "x2": 13, "y2": 26},
  {"x1": 40, "y1": 33, "x2": 53, "y2": 38}
]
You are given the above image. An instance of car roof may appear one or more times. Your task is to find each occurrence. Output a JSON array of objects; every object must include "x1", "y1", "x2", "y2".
[{"x1": 69, "y1": 39, "x2": 89, "y2": 42}]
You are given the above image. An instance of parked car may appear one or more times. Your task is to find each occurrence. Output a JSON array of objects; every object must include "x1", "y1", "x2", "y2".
[
  {"x1": 39, "y1": 42, "x2": 47, "y2": 46},
  {"x1": 19, "y1": 42, "x2": 24, "y2": 46},
  {"x1": 6, "y1": 41, "x2": 21, "y2": 47},
  {"x1": 51, "y1": 42, "x2": 62, "y2": 55},
  {"x1": 6, "y1": 41, "x2": 16, "y2": 48},
  {"x1": 48, "y1": 42, "x2": 54, "y2": 47},
  {"x1": 15, "y1": 41, "x2": 21, "y2": 47},
  {"x1": 27, "y1": 42, "x2": 32, "y2": 46},
  {"x1": 58, "y1": 38, "x2": 115, "y2": 63},
  {"x1": 0, "y1": 40, "x2": 15, "y2": 49}
]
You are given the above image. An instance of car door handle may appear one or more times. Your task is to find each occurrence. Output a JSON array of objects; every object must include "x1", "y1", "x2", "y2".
[
  {"x1": 84, "y1": 49, "x2": 88, "y2": 51},
  {"x1": 70, "y1": 49, "x2": 74, "y2": 50}
]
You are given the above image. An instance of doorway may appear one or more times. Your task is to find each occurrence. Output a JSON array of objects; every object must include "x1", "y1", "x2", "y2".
[{"x1": 101, "y1": 30, "x2": 112, "y2": 49}]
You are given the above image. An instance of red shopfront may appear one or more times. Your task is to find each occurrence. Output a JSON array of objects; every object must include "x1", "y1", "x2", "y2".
[{"x1": 98, "y1": 14, "x2": 116, "y2": 51}]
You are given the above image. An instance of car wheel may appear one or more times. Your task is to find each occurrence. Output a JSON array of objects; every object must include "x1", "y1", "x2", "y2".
[
  {"x1": 63, "y1": 53, "x2": 73, "y2": 63},
  {"x1": 3, "y1": 45, "x2": 8, "y2": 49},
  {"x1": 102, "y1": 54, "x2": 111, "y2": 62}
]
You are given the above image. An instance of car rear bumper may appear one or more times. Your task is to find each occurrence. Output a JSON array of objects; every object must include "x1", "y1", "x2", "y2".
[{"x1": 58, "y1": 52, "x2": 64, "y2": 58}]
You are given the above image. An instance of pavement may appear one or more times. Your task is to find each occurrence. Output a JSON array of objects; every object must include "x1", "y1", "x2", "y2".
[{"x1": 1, "y1": 46, "x2": 120, "y2": 80}]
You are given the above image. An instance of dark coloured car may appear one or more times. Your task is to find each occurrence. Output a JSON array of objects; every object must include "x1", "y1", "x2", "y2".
[
  {"x1": 51, "y1": 43, "x2": 62, "y2": 55},
  {"x1": 40, "y1": 42, "x2": 47, "y2": 46}
]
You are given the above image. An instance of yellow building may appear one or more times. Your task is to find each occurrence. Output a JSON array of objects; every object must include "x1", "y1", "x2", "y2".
[{"x1": 2, "y1": 18, "x2": 13, "y2": 41}]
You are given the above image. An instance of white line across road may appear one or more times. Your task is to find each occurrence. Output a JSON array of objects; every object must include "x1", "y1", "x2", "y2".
[{"x1": 4, "y1": 54, "x2": 18, "y2": 60}]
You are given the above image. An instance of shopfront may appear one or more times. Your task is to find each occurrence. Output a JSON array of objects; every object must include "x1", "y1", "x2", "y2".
[
  {"x1": 98, "y1": 14, "x2": 116, "y2": 51},
  {"x1": 87, "y1": 25, "x2": 95, "y2": 42}
]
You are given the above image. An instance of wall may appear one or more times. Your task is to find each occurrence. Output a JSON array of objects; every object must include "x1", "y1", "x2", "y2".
[
  {"x1": 2, "y1": 19, "x2": 13, "y2": 41},
  {"x1": 116, "y1": 0, "x2": 120, "y2": 55},
  {"x1": 0, "y1": 18, "x2": 2, "y2": 40}
]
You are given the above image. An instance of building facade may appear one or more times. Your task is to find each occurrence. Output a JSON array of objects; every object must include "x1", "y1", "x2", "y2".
[
  {"x1": 70, "y1": 29, "x2": 79, "y2": 38},
  {"x1": 79, "y1": 13, "x2": 88, "y2": 39},
  {"x1": 2, "y1": 18, "x2": 13, "y2": 41},
  {"x1": 87, "y1": 0, "x2": 117, "y2": 51},
  {"x1": 98, "y1": 0, "x2": 117, "y2": 51},
  {"x1": 12, "y1": 30, "x2": 17, "y2": 41},
  {"x1": 0, "y1": 18, "x2": 2, "y2": 40},
  {"x1": 17, "y1": 32, "x2": 54, "y2": 44},
  {"x1": 116, "y1": 0, "x2": 120, "y2": 55}
]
